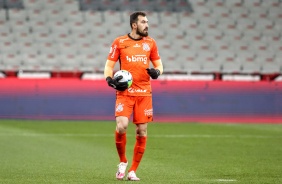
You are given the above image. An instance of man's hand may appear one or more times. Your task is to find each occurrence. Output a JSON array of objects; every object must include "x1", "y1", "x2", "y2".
[
  {"x1": 146, "y1": 68, "x2": 160, "y2": 79},
  {"x1": 106, "y1": 76, "x2": 128, "y2": 91}
]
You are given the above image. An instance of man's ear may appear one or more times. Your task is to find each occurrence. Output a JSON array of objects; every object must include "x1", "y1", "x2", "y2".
[{"x1": 132, "y1": 22, "x2": 137, "y2": 29}]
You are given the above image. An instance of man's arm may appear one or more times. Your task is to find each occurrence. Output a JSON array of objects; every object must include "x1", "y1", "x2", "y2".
[
  {"x1": 152, "y1": 59, "x2": 163, "y2": 74},
  {"x1": 104, "y1": 60, "x2": 128, "y2": 91},
  {"x1": 146, "y1": 59, "x2": 163, "y2": 79},
  {"x1": 104, "y1": 60, "x2": 116, "y2": 78}
]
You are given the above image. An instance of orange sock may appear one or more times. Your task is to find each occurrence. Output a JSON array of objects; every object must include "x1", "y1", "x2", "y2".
[
  {"x1": 115, "y1": 131, "x2": 127, "y2": 163},
  {"x1": 128, "y1": 136, "x2": 147, "y2": 172}
]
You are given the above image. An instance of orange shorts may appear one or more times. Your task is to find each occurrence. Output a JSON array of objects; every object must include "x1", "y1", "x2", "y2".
[{"x1": 115, "y1": 95, "x2": 153, "y2": 124}]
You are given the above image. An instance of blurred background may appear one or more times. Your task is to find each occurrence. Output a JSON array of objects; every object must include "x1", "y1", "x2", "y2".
[{"x1": 0, "y1": 0, "x2": 281, "y2": 123}]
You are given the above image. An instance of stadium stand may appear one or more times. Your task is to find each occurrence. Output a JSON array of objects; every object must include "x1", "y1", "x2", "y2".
[{"x1": 0, "y1": 0, "x2": 281, "y2": 81}]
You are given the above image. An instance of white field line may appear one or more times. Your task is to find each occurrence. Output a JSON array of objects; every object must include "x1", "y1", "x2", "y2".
[
  {"x1": 216, "y1": 179, "x2": 237, "y2": 182},
  {"x1": 0, "y1": 133, "x2": 281, "y2": 138}
]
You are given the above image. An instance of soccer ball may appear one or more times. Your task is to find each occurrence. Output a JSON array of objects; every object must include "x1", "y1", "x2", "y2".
[{"x1": 113, "y1": 70, "x2": 133, "y2": 88}]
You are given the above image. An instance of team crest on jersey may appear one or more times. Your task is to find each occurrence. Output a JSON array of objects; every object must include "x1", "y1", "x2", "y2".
[
  {"x1": 116, "y1": 103, "x2": 124, "y2": 112},
  {"x1": 142, "y1": 43, "x2": 150, "y2": 51}
]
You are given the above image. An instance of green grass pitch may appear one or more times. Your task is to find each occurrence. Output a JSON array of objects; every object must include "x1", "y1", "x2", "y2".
[{"x1": 0, "y1": 120, "x2": 281, "y2": 184}]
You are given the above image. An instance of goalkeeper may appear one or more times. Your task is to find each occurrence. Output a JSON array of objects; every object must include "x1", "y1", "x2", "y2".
[{"x1": 104, "y1": 11, "x2": 163, "y2": 181}]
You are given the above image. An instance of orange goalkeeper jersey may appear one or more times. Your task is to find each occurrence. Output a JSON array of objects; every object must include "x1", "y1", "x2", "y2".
[{"x1": 107, "y1": 34, "x2": 161, "y2": 96}]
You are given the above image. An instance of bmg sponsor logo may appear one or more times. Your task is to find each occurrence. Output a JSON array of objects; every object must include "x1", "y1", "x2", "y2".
[{"x1": 126, "y1": 55, "x2": 147, "y2": 64}]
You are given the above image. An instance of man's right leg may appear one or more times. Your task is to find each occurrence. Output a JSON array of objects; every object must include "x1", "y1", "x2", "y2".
[{"x1": 115, "y1": 116, "x2": 129, "y2": 180}]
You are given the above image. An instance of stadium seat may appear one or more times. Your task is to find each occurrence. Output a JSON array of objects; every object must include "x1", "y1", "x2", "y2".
[
  {"x1": 177, "y1": 49, "x2": 197, "y2": 62},
  {"x1": 149, "y1": 25, "x2": 166, "y2": 39},
  {"x1": 62, "y1": 0, "x2": 80, "y2": 12},
  {"x1": 57, "y1": 42, "x2": 78, "y2": 55},
  {"x1": 185, "y1": 29, "x2": 204, "y2": 42},
  {"x1": 48, "y1": 20, "x2": 70, "y2": 34},
  {"x1": 0, "y1": 32, "x2": 13, "y2": 42},
  {"x1": 72, "y1": 32, "x2": 91, "y2": 45},
  {"x1": 260, "y1": 62, "x2": 281, "y2": 74},
  {"x1": 267, "y1": 7, "x2": 282, "y2": 19},
  {"x1": 210, "y1": 40, "x2": 230, "y2": 52},
  {"x1": 0, "y1": 41, "x2": 18, "y2": 54},
  {"x1": 159, "y1": 11, "x2": 179, "y2": 24},
  {"x1": 9, "y1": 20, "x2": 30, "y2": 34},
  {"x1": 248, "y1": 6, "x2": 268, "y2": 19},
  {"x1": 29, "y1": 20, "x2": 49, "y2": 34},
  {"x1": 243, "y1": 0, "x2": 261, "y2": 7},
  {"x1": 33, "y1": 32, "x2": 53, "y2": 43},
  {"x1": 79, "y1": 53, "x2": 105, "y2": 72},
  {"x1": 45, "y1": 9, "x2": 66, "y2": 22},
  {"x1": 198, "y1": 17, "x2": 217, "y2": 30},
  {"x1": 103, "y1": 10, "x2": 123, "y2": 27},
  {"x1": 8, "y1": 9, "x2": 27, "y2": 22},
  {"x1": 18, "y1": 41, "x2": 38, "y2": 55},
  {"x1": 260, "y1": 0, "x2": 281, "y2": 8},
  {"x1": 235, "y1": 51, "x2": 256, "y2": 63},
  {"x1": 38, "y1": 42, "x2": 58, "y2": 55},
  {"x1": 26, "y1": 9, "x2": 47, "y2": 22},
  {"x1": 183, "y1": 61, "x2": 202, "y2": 74},
  {"x1": 224, "y1": 0, "x2": 243, "y2": 8},
  {"x1": 241, "y1": 62, "x2": 261, "y2": 74},
  {"x1": 59, "y1": 54, "x2": 81, "y2": 71},
  {"x1": 201, "y1": 61, "x2": 221, "y2": 73},
  {"x1": 190, "y1": 40, "x2": 210, "y2": 51},
  {"x1": 21, "y1": 53, "x2": 41, "y2": 71},
  {"x1": 64, "y1": 10, "x2": 85, "y2": 22},
  {"x1": 205, "y1": 0, "x2": 225, "y2": 8},
  {"x1": 40, "y1": 53, "x2": 60, "y2": 70},
  {"x1": 193, "y1": 6, "x2": 212, "y2": 18},
  {"x1": 243, "y1": 29, "x2": 262, "y2": 42},
  {"x1": 23, "y1": 0, "x2": 43, "y2": 10},
  {"x1": 163, "y1": 61, "x2": 184, "y2": 74},
  {"x1": 231, "y1": 41, "x2": 250, "y2": 52},
  {"x1": 255, "y1": 52, "x2": 276, "y2": 64},
  {"x1": 255, "y1": 19, "x2": 275, "y2": 31},
  {"x1": 84, "y1": 10, "x2": 103, "y2": 25},
  {"x1": 222, "y1": 29, "x2": 243, "y2": 43},
  {"x1": 209, "y1": 6, "x2": 230, "y2": 19},
  {"x1": 217, "y1": 50, "x2": 236, "y2": 63},
  {"x1": 221, "y1": 61, "x2": 241, "y2": 74},
  {"x1": 1, "y1": 53, "x2": 22, "y2": 71},
  {"x1": 236, "y1": 19, "x2": 255, "y2": 31},
  {"x1": 42, "y1": 0, "x2": 62, "y2": 11},
  {"x1": 196, "y1": 50, "x2": 217, "y2": 64},
  {"x1": 13, "y1": 31, "x2": 33, "y2": 43},
  {"x1": 52, "y1": 32, "x2": 72, "y2": 43}
]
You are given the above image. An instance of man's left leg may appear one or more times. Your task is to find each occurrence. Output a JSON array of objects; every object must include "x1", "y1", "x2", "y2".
[{"x1": 127, "y1": 123, "x2": 147, "y2": 181}]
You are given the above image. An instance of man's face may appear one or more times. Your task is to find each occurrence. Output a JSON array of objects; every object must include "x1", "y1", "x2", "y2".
[{"x1": 136, "y1": 15, "x2": 149, "y2": 37}]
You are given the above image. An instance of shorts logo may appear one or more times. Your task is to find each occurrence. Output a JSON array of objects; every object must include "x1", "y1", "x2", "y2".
[
  {"x1": 116, "y1": 103, "x2": 124, "y2": 112},
  {"x1": 144, "y1": 109, "x2": 153, "y2": 116},
  {"x1": 142, "y1": 43, "x2": 150, "y2": 51}
]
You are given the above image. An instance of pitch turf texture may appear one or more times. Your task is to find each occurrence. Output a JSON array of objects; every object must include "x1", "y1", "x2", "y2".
[{"x1": 0, "y1": 120, "x2": 281, "y2": 184}]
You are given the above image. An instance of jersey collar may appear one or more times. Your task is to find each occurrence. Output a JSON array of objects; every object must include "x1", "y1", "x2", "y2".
[{"x1": 128, "y1": 33, "x2": 143, "y2": 41}]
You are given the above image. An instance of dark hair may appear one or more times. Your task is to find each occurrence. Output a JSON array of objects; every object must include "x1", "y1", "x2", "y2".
[{"x1": 130, "y1": 11, "x2": 147, "y2": 29}]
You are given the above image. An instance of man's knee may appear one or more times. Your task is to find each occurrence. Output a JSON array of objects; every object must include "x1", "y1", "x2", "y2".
[{"x1": 116, "y1": 116, "x2": 129, "y2": 133}]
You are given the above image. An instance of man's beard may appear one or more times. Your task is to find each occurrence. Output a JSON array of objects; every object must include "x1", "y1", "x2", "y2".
[{"x1": 136, "y1": 27, "x2": 148, "y2": 37}]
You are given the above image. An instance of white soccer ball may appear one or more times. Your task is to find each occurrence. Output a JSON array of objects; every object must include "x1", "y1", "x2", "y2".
[{"x1": 113, "y1": 70, "x2": 133, "y2": 88}]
